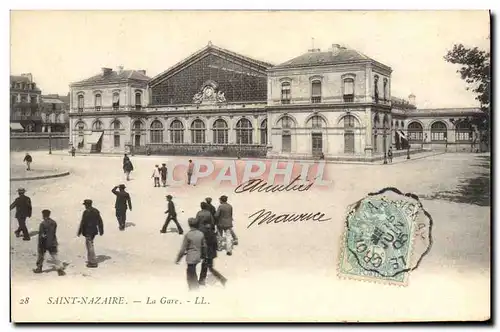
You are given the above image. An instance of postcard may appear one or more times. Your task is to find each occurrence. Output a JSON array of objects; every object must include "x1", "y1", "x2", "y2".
[{"x1": 9, "y1": 10, "x2": 490, "y2": 323}]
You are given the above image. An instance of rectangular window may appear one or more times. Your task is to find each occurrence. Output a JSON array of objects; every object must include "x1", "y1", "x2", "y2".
[
  {"x1": 408, "y1": 132, "x2": 423, "y2": 141},
  {"x1": 311, "y1": 82, "x2": 321, "y2": 103},
  {"x1": 281, "y1": 83, "x2": 291, "y2": 104},
  {"x1": 456, "y1": 132, "x2": 471, "y2": 141},
  {"x1": 171, "y1": 131, "x2": 184, "y2": 144},
  {"x1": 114, "y1": 134, "x2": 120, "y2": 147},
  {"x1": 312, "y1": 133, "x2": 322, "y2": 153},
  {"x1": 282, "y1": 134, "x2": 291, "y2": 153},
  {"x1": 192, "y1": 130, "x2": 205, "y2": 144},
  {"x1": 260, "y1": 129, "x2": 267, "y2": 145}
]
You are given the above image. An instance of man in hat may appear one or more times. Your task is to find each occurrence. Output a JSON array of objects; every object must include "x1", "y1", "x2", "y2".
[
  {"x1": 161, "y1": 195, "x2": 184, "y2": 235},
  {"x1": 159, "y1": 163, "x2": 168, "y2": 187},
  {"x1": 175, "y1": 217, "x2": 206, "y2": 291},
  {"x1": 195, "y1": 202, "x2": 215, "y2": 228},
  {"x1": 77, "y1": 199, "x2": 104, "y2": 268},
  {"x1": 33, "y1": 209, "x2": 65, "y2": 276},
  {"x1": 112, "y1": 184, "x2": 132, "y2": 231},
  {"x1": 215, "y1": 195, "x2": 238, "y2": 255},
  {"x1": 10, "y1": 187, "x2": 32, "y2": 241},
  {"x1": 123, "y1": 154, "x2": 134, "y2": 181},
  {"x1": 23, "y1": 153, "x2": 32, "y2": 171},
  {"x1": 151, "y1": 165, "x2": 160, "y2": 187},
  {"x1": 187, "y1": 159, "x2": 194, "y2": 185}
]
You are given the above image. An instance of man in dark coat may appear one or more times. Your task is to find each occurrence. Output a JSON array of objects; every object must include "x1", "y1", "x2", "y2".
[
  {"x1": 10, "y1": 187, "x2": 32, "y2": 240},
  {"x1": 215, "y1": 195, "x2": 238, "y2": 255},
  {"x1": 23, "y1": 153, "x2": 32, "y2": 171},
  {"x1": 112, "y1": 184, "x2": 132, "y2": 231},
  {"x1": 33, "y1": 209, "x2": 65, "y2": 276},
  {"x1": 161, "y1": 195, "x2": 184, "y2": 235},
  {"x1": 159, "y1": 163, "x2": 168, "y2": 187},
  {"x1": 123, "y1": 154, "x2": 134, "y2": 181},
  {"x1": 198, "y1": 223, "x2": 227, "y2": 287},
  {"x1": 77, "y1": 199, "x2": 104, "y2": 268},
  {"x1": 196, "y1": 202, "x2": 215, "y2": 228}
]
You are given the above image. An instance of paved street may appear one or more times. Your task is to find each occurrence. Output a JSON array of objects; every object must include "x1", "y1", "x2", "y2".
[{"x1": 10, "y1": 151, "x2": 490, "y2": 322}]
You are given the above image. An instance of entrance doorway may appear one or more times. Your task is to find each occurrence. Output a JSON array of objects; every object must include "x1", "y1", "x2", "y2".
[
  {"x1": 312, "y1": 133, "x2": 322, "y2": 156},
  {"x1": 134, "y1": 134, "x2": 141, "y2": 147},
  {"x1": 344, "y1": 132, "x2": 355, "y2": 153}
]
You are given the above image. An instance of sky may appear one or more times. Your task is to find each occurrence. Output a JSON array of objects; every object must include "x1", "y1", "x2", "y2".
[{"x1": 10, "y1": 10, "x2": 490, "y2": 109}]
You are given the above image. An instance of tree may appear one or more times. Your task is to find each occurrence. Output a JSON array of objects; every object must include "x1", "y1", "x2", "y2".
[{"x1": 444, "y1": 43, "x2": 491, "y2": 115}]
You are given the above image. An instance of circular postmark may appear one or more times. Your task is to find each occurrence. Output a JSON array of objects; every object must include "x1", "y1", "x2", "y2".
[{"x1": 340, "y1": 187, "x2": 433, "y2": 284}]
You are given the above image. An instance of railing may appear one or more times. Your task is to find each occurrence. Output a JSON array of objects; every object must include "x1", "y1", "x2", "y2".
[
  {"x1": 311, "y1": 96, "x2": 322, "y2": 104},
  {"x1": 11, "y1": 132, "x2": 69, "y2": 137},
  {"x1": 11, "y1": 114, "x2": 42, "y2": 121},
  {"x1": 343, "y1": 95, "x2": 354, "y2": 103},
  {"x1": 281, "y1": 99, "x2": 291, "y2": 105}
]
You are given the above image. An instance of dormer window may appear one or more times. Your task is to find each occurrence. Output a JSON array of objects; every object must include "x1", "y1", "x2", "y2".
[
  {"x1": 311, "y1": 80, "x2": 322, "y2": 103},
  {"x1": 281, "y1": 82, "x2": 291, "y2": 104}
]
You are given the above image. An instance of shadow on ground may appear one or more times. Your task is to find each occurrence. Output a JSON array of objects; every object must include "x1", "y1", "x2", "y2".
[
  {"x1": 421, "y1": 155, "x2": 491, "y2": 206},
  {"x1": 125, "y1": 222, "x2": 136, "y2": 228},
  {"x1": 96, "y1": 255, "x2": 112, "y2": 264}
]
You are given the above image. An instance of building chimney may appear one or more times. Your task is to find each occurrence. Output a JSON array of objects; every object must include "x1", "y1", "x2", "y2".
[
  {"x1": 138, "y1": 70, "x2": 146, "y2": 75},
  {"x1": 101, "y1": 67, "x2": 112, "y2": 76},
  {"x1": 408, "y1": 93, "x2": 416, "y2": 106},
  {"x1": 21, "y1": 73, "x2": 33, "y2": 82}
]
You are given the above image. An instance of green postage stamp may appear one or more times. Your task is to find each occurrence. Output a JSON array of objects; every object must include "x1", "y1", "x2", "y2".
[{"x1": 339, "y1": 188, "x2": 433, "y2": 286}]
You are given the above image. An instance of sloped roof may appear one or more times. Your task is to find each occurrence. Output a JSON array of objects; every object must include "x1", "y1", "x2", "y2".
[
  {"x1": 149, "y1": 43, "x2": 274, "y2": 86},
  {"x1": 71, "y1": 69, "x2": 150, "y2": 87},
  {"x1": 10, "y1": 75, "x2": 31, "y2": 83},
  {"x1": 41, "y1": 98, "x2": 64, "y2": 104},
  {"x1": 272, "y1": 46, "x2": 384, "y2": 70}
]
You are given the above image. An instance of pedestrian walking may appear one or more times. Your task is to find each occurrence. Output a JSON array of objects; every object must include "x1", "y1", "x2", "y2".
[
  {"x1": 198, "y1": 223, "x2": 227, "y2": 287},
  {"x1": 152, "y1": 165, "x2": 160, "y2": 187},
  {"x1": 111, "y1": 184, "x2": 132, "y2": 231},
  {"x1": 196, "y1": 202, "x2": 215, "y2": 228},
  {"x1": 71, "y1": 146, "x2": 76, "y2": 157},
  {"x1": 159, "y1": 163, "x2": 168, "y2": 187},
  {"x1": 77, "y1": 199, "x2": 104, "y2": 268},
  {"x1": 215, "y1": 195, "x2": 239, "y2": 255},
  {"x1": 33, "y1": 209, "x2": 65, "y2": 276},
  {"x1": 205, "y1": 198, "x2": 217, "y2": 220},
  {"x1": 23, "y1": 153, "x2": 32, "y2": 171},
  {"x1": 388, "y1": 146, "x2": 393, "y2": 163},
  {"x1": 123, "y1": 154, "x2": 134, "y2": 181},
  {"x1": 10, "y1": 187, "x2": 32, "y2": 241},
  {"x1": 160, "y1": 195, "x2": 184, "y2": 235},
  {"x1": 205, "y1": 197, "x2": 222, "y2": 251},
  {"x1": 187, "y1": 159, "x2": 194, "y2": 185},
  {"x1": 175, "y1": 217, "x2": 206, "y2": 291}
]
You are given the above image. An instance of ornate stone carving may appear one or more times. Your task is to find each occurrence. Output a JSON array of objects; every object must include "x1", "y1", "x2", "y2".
[{"x1": 192, "y1": 80, "x2": 227, "y2": 105}]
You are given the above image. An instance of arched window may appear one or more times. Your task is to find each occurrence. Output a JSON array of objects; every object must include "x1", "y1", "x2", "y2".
[
  {"x1": 281, "y1": 82, "x2": 291, "y2": 104},
  {"x1": 213, "y1": 119, "x2": 228, "y2": 144},
  {"x1": 236, "y1": 118, "x2": 253, "y2": 145},
  {"x1": 431, "y1": 121, "x2": 447, "y2": 141},
  {"x1": 135, "y1": 92, "x2": 142, "y2": 110},
  {"x1": 455, "y1": 121, "x2": 472, "y2": 141},
  {"x1": 309, "y1": 115, "x2": 324, "y2": 129},
  {"x1": 383, "y1": 114, "x2": 390, "y2": 129},
  {"x1": 94, "y1": 94, "x2": 102, "y2": 111},
  {"x1": 407, "y1": 122, "x2": 423, "y2": 142},
  {"x1": 373, "y1": 114, "x2": 380, "y2": 152},
  {"x1": 280, "y1": 116, "x2": 294, "y2": 129},
  {"x1": 311, "y1": 81, "x2": 322, "y2": 103},
  {"x1": 78, "y1": 95, "x2": 84, "y2": 112},
  {"x1": 344, "y1": 115, "x2": 357, "y2": 128},
  {"x1": 150, "y1": 120, "x2": 164, "y2": 143},
  {"x1": 170, "y1": 120, "x2": 184, "y2": 144},
  {"x1": 260, "y1": 119, "x2": 267, "y2": 145},
  {"x1": 395, "y1": 120, "x2": 400, "y2": 128},
  {"x1": 112, "y1": 92, "x2": 120, "y2": 111},
  {"x1": 92, "y1": 120, "x2": 103, "y2": 131},
  {"x1": 191, "y1": 119, "x2": 206, "y2": 144},
  {"x1": 112, "y1": 121, "x2": 122, "y2": 147},
  {"x1": 76, "y1": 121, "x2": 85, "y2": 148},
  {"x1": 343, "y1": 78, "x2": 355, "y2": 102}
]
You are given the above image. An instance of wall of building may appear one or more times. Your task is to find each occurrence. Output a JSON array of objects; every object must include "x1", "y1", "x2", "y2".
[{"x1": 10, "y1": 133, "x2": 69, "y2": 151}]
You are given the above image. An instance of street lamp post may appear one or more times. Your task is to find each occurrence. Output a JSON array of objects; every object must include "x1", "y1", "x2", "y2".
[
  {"x1": 383, "y1": 129, "x2": 388, "y2": 164},
  {"x1": 49, "y1": 132, "x2": 52, "y2": 154},
  {"x1": 407, "y1": 144, "x2": 410, "y2": 159}
]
